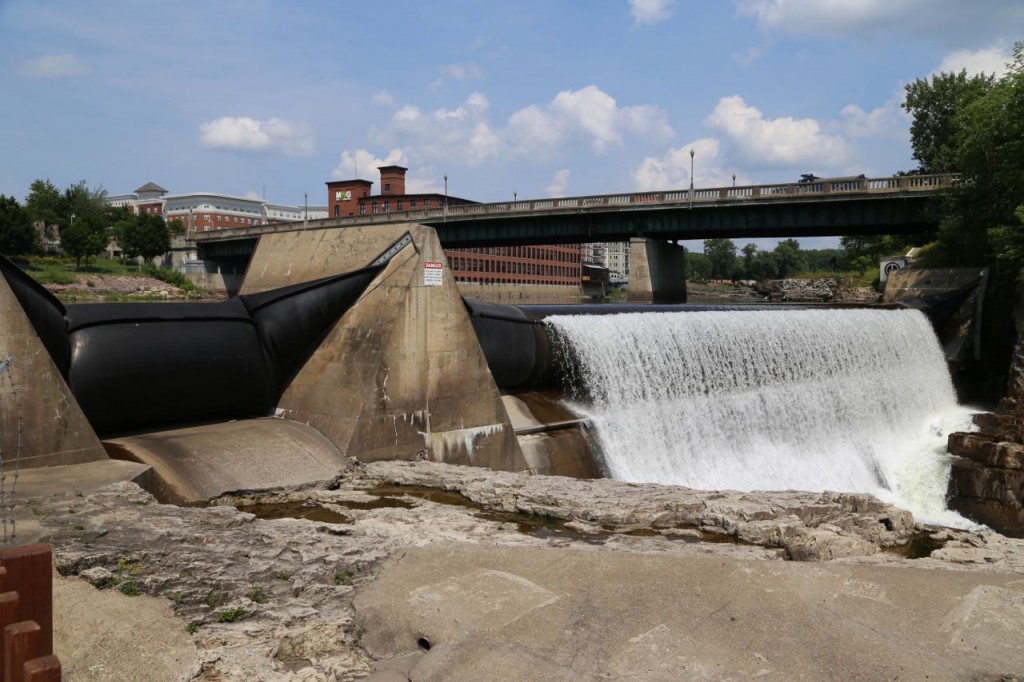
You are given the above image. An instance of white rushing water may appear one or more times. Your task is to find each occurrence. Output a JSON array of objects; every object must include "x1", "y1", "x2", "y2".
[{"x1": 546, "y1": 308, "x2": 979, "y2": 527}]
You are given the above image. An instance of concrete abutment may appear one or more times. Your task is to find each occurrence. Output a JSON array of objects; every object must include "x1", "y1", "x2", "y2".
[{"x1": 627, "y1": 237, "x2": 687, "y2": 303}]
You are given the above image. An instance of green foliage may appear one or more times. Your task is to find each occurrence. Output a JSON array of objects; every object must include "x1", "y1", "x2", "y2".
[
  {"x1": 247, "y1": 583, "x2": 268, "y2": 604},
  {"x1": 747, "y1": 251, "x2": 778, "y2": 280},
  {"x1": 772, "y1": 239, "x2": 807, "y2": 278},
  {"x1": 702, "y1": 238, "x2": 737, "y2": 280},
  {"x1": 59, "y1": 213, "x2": 108, "y2": 268},
  {"x1": 333, "y1": 570, "x2": 353, "y2": 586},
  {"x1": 903, "y1": 70, "x2": 995, "y2": 173},
  {"x1": 685, "y1": 251, "x2": 711, "y2": 282},
  {"x1": 141, "y1": 263, "x2": 196, "y2": 292},
  {"x1": 116, "y1": 213, "x2": 171, "y2": 263},
  {"x1": 25, "y1": 179, "x2": 62, "y2": 237},
  {"x1": 0, "y1": 195, "x2": 40, "y2": 255},
  {"x1": 900, "y1": 42, "x2": 1024, "y2": 272},
  {"x1": 186, "y1": 623, "x2": 199, "y2": 635},
  {"x1": 217, "y1": 607, "x2": 248, "y2": 623}
]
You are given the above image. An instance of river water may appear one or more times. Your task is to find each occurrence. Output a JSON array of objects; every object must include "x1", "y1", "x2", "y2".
[{"x1": 545, "y1": 307, "x2": 978, "y2": 528}]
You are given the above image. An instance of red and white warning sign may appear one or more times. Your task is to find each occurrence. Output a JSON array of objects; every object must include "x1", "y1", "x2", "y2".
[{"x1": 423, "y1": 260, "x2": 444, "y2": 286}]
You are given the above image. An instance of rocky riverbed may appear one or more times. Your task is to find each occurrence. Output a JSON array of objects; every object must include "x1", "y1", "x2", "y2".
[{"x1": 21, "y1": 460, "x2": 1024, "y2": 681}]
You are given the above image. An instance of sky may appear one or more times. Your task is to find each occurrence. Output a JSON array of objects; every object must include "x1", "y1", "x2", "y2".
[{"x1": 2, "y1": 0, "x2": 1023, "y2": 252}]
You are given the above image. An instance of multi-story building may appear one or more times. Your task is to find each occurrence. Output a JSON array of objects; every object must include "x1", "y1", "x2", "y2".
[
  {"x1": 604, "y1": 242, "x2": 630, "y2": 282},
  {"x1": 107, "y1": 183, "x2": 325, "y2": 231},
  {"x1": 327, "y1": 166, "x2": 582, "y2": 288}
]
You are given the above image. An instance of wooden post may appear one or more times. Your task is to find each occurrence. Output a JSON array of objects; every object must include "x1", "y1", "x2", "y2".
[
  {"x1": 4, "y1": 621, "x2": 41, "y2": 682},
  {"x1": 0, "y1": 546, "x2": 51, "y2": 657},
  {"x1": 22, "y1": 655, "x2": 60, "y2": 682}
]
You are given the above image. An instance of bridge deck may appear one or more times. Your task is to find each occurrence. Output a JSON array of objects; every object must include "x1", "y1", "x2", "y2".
[{"x1": 193, "y1": 175, "x2": 955, "y2": 257}]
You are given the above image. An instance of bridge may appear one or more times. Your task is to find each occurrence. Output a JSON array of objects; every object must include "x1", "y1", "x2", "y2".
[{"x1": 192, "y1": 174, "x2": 955, "y2": 259}]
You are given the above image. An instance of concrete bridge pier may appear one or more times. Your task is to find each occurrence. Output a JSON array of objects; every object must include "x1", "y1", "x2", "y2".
[{"x1": 627, "y1": 238, "x2": 687, "y2": 303}]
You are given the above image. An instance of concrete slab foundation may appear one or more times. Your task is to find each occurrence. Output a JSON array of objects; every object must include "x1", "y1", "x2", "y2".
[{"x1": 105, "y1": 418, "x2": 351, "y2": 504}]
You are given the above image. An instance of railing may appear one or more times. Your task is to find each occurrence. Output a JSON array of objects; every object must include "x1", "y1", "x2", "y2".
[
  {"x1": 0, "y1": 544, "x2": 60, "y2": 681},
  {"x1": 190, "y1": 174, "x2": 958, "y2": 242}
]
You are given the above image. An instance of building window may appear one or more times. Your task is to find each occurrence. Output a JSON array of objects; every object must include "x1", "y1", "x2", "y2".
[
  {"x1": 359, "y1": 204, "x2": 366, "y2": 214},
  {"x1": 424, "y1": 199, "x2": 431, "y2": 207},
  {"x1": 410, "y1": 199, "x2": 417, "y2": 208},
  {"x1": 334, "y1": 206, "x2": 339, "y2": 217},
  {"x1": 397, "y1": 200, "x2": 403, "y2": 211},
  {"x1": 372, "y1": 203, "x2": 378, "y2": 214},
  {"x1": 384, "y1": 183, "x2": 391, "y2": 192},
  {"x1": 383, "y1": 201, "x2": 390, "y2": 212}
]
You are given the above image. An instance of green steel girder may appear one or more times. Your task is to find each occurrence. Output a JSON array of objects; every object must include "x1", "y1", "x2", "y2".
[{"x1": 196, "y1": 193, "x2": 939, "y2": 260}]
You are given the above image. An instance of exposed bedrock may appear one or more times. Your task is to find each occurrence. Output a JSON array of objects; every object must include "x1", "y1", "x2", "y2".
[
  {"x1": 947, "y1": 279, "x2": 1024, "y2": 537},
  {"x1": 22, "y1": 461, "x2": 1024, "y2": 681}
]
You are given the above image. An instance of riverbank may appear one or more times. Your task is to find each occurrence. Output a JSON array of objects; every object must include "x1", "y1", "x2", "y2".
[{"x1": 20, "y1": 460, "x2": 1024, "y2": 680}]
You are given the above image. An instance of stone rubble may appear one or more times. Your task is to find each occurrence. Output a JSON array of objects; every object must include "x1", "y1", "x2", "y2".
[{"x1": 22, "y1": 461, "x2": 1024, "y2": 680}]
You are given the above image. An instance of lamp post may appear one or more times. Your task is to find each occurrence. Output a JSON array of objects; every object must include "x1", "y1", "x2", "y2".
[
  {"x1": 304, "y1": 192, "x2": 308, "y2": 229},
  {"x1": 443, "y1": 174, "x2": 448, "y2": 223},
  {"x1": 689, "y1": 149, "x2": 695, "y2": 208},
  {"x1": 732, "y1": 173, "x2": 736, "y2": 188},
  {"x1": 513, "y1": 191, "x2": 517, "y2": 202}
]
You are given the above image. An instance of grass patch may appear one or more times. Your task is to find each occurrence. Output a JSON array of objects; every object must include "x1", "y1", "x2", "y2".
[
  {"x1": 247, "y1": 583, "x2": 268, "y2": 604},
  {"x1": 333, "y1": 570, "x2": 353, "y2": 587},
  {"x1": 217, "y1": 607, "x2": 248, "y2": 623}
]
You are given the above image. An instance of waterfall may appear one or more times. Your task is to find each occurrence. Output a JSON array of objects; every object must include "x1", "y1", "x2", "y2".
[{"x1": 545, "y1": 308, "x2": 977, "y2": 527}]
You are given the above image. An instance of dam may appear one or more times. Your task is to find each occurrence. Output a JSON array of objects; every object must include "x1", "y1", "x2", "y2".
[{"x1": 0, "y1": 222, "x2": 980, "y2": 527}]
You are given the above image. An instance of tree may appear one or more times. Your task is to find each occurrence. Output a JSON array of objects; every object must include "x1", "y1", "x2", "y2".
[
  {"x1": 741, "y1": 243, "x2": 758, "y2": 279},
  {"x1": 903, "y1": 70, "x2": 994, "y2": 174},
  {"x1": 25, "y1": 179, "x2": 62, "y2": 239},
  {"x1": 911, "y1": 44, "x2": 1024, "y2": 270},
  {"x1": 118, "y1": 213, "x2": 171, "y2": 264},
  {"x1": 703, "y1": 238, "x2": 737, "y2": 280},
  {"x1": 685, "y1": 252, "x2": 711, "y2": 282},
  {"x1": 748, "y1": 251, "x2": 778, "y2": 280},
  {"x1": 772, "y1": 239, "x2": 808, "y2": 278},
  {"x1": 0, "y1": 195, "x2": 39, "y2": 255},
  {"x1": 60, "y1": 212, "x2": 107, "y2": 268}
]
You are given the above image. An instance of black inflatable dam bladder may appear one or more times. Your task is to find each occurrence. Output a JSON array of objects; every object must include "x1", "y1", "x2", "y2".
[{"x1": 56, "y1": 264, "x2": 382, "y2": 437}]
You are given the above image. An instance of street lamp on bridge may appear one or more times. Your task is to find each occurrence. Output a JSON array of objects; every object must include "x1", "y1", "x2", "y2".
[
  {"x1": 689, "y1": 149, "x2": 695, "y2": 208},
  {"x1": 443, "y1": 174, "x2": 448, "y2": 223}
]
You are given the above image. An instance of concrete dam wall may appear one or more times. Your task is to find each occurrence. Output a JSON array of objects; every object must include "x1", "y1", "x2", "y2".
[
  {"x1": 1, "y1": 224, "x2": 574, "y2": 504},
  {"x1": 0, "y1": 222, "x2": 990, "y2": 516}
]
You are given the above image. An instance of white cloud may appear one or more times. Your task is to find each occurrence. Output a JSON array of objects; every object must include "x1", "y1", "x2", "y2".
[
  {"x1": 629, "y1": 0, "x2": 676, "y2": 25},
  {"x1": 732, "y1": 47, "x2": 763, "y2": 66},
  {"x1": 840, "y1": 97, "x2": 907, "y2": 138},
  {"x1": 736, "y1": 0, "x2": 1024, "y2": 49},
  {"x1": 372, "y1": 90, "x2": 396, "y2": 106},
  {"x1": 16, "y1": 54, "x2": 90, "y2": 78},
  {"x1": 198, "y1": 116, "x2": 314, "y2": 156},
  {"x1": 546, "y1": 169, "x2": 571, "y2": 197},
  {"x1": 935, "y1": 46, "x2": 1011, "y2": 77},
  {"x1": 509, "y1": 85, "x2": 674, "y2": 155},
  {"x1": 632, "y1": 138, "x2": 737, "y2": 191},
  {"x1": 365, "y1": 86, "x2": 671, "y2": 169},
  {"x1": 706, "y1": 95, "x2": 850, "y2": 166},
  {"x1": 439, "y1": 63, "x2": 484, "y2": 80},
  {"x1": 330, "y1": 148, "x2": 407, "y2": 183}
]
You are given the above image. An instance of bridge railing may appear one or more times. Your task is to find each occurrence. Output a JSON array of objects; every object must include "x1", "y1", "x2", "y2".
[{"x1": 190, "y1": 174, "x2": 957, "y2": 241}]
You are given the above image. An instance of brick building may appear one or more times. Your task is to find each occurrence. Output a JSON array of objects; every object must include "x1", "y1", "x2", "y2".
[{"x1": 327, "y1": 166, "x2": 581, "y2": 287}]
